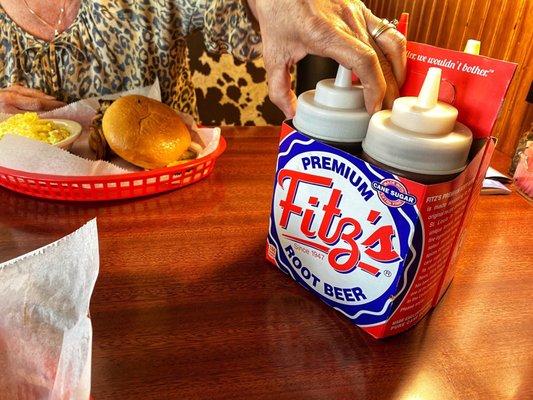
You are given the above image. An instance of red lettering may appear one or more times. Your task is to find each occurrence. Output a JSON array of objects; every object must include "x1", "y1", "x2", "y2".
[
  {"x1": 277, "y1": 169, "x2": 401, "y2": 276},
  {"x1": 301, "y1": 208, "x2": 316, "y2": 238},
  {"x1": 328, "y1": 217, "x2": 362, "y2": 273},
  {"x1": 317, "y1": 189, "x2": 343, "y2": 244},
  {"x1": 362, "y1": 225, "x2": 400, "y2": 263},
  {"x1": 278, "y1": 170, "x2": 332, "y2": 228}
]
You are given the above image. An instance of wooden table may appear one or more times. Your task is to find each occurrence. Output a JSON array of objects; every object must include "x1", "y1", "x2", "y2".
[{"x1": 1, "y1": 127, "x2": 531, "y2": 400}]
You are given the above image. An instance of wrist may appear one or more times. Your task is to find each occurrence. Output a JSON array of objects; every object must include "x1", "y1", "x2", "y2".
[
  {"x1": 245, "y1": 0, "x2": 261, "y2": 30},
  {"x1": 246, "y1": 0, "x2": 258, "y2": 18}
]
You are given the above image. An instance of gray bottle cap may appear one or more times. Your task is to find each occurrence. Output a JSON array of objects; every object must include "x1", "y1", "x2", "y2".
[{"x1": 293, "y1": 66, "x2": 371, "y2": 143}]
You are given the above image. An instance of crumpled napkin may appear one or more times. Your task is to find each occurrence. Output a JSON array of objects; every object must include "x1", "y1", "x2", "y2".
[{"x1": 0, "y1": 219, "x2": 99, "y2": 400}]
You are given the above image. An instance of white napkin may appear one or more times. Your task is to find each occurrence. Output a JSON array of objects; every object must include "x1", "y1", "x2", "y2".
[
  {"x1": 484, "y1": 166, "x2": 512, "y2": 182},
  {"x1": 481, "y1": 178, "x2": 512, "y2": 195},
  {"x1": 481, "y1": 166, "x2": 512, "y2": 195},
  {"x1": 0, "y1": 219, "x2": 99, "y2": 400}
]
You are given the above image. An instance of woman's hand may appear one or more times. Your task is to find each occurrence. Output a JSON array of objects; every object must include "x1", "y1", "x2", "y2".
[
  {"x1": 247, "y1": 0, "x2": 406, "y2": 118},
  {"x1": 0, "y1": 85, "x2": 66, "y2": 114}
]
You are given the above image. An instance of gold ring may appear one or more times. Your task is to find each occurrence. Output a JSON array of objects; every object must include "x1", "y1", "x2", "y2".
[{"x1": 370, "y1": 18, "x2": 397, "y2": 41}]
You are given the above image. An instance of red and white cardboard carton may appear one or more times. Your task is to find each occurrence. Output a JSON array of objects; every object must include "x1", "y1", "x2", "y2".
[{"x1": 266, "y1": 43, "x2": 516, "y2": 338}]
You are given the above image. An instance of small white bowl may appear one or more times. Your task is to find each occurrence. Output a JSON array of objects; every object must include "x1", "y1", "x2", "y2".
[{"x1": 49, "y1": 119, "x2": 82, "y2": 150}]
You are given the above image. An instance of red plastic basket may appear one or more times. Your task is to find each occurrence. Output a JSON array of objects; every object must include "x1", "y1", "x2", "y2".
[{"x1": 0, "y1": 137, "x2": 226, "y2": 201}]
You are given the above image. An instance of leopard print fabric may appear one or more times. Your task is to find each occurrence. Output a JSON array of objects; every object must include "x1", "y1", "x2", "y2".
[{"x1": 0, "y1": 0, "x2": 261, "y2": 119}]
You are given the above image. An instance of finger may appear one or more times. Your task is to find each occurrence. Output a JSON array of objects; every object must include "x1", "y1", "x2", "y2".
[
  {"x1": 265, "y1": 63, "x2": 297, "y2": 118},
  {"x1": 5, "y1": 84, "x2": 57, "y2": 100},
  {"x1": 366, "y1": 37, "x2": 400, "y2": 109},
  {"x1": 0, "y1": 104, "x2": 22, "y2": 114},
  {"x1": 5, "y1": 93, "x2": 66, "y2": 111},
  {"x1": 338, "y1": 9, "x2": 400, "y2": 108},
  {"x1": 340, "y1": 3, "x2": 373, "y2": 44},
  {"x1": 363, "y1": 8, "x2": 407, "y2": 87},
  {"x1": 321, "y1": 31, "x2": 386, "y2": 114}
]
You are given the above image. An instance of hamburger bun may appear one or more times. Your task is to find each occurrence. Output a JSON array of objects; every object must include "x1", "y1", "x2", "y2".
[{"x1": 102, "y1": 95, "x2": 191, "y2": 169}]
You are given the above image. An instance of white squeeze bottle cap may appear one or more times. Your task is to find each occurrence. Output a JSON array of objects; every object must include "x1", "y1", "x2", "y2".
[
  {"x1": 464, "y1": 39, "x2": 481, "y2": 55},
  {"x1": 391, "y1": 67, "x2": 458, "y2": 135},
  {"x1": 293, "y1": 65, "x2": 371, "y2": 144},
  {"x1": 363, "y1": 67, "x2": 473, "y2": 176}
]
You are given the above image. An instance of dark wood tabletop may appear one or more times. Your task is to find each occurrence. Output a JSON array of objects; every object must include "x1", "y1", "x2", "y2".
[{"x1": 1, "y1": 127, "x2": 532, "y2": 400}]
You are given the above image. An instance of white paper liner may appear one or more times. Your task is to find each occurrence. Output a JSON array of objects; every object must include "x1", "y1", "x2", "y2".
[{"x1": 0, "y1": 80, "x2": 221, "y2": 176}]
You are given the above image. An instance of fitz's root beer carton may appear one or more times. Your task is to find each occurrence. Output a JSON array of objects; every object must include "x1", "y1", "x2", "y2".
[{"x1": 266, "y1": 43, "x2": 516, "y2": 338}]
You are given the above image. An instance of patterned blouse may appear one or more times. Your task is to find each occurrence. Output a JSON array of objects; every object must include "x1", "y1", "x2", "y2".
[{"x1": 0, "y1": 0, "x2": 262, "y2": 117}]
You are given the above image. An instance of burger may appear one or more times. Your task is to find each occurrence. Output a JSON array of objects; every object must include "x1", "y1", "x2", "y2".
[{"x1": 93, "y1": 95, "x2": 197, "y2": 169}]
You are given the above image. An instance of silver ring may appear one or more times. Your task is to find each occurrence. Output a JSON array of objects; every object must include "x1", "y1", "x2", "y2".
[{"x1": 370, "y1": 18, "x2": 397, "y2": 41}]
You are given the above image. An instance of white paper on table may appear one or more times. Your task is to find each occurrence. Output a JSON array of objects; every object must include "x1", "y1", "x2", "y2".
[
  {"x1": 481, "y1": 178, "x2": 511, "y2": 195},
  {"x1": 485, "y1": 166, "x2": 512, "y2": 182},
  {"x1": 0, "y1": 79, "x2": 221, "y2": 176},
  {"x1": 0, "y1": 219, "x2": 99, "y2": 400}
]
